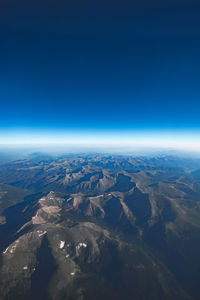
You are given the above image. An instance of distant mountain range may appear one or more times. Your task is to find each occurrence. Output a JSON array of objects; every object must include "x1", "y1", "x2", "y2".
[{"x1": 0, "y1": 154, "x2": 200, "y2": 299}]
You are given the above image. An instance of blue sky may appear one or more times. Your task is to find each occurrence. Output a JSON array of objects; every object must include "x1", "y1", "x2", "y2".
[{"x1": 0, "y1": 0, "x2": 200, "y2": 148}]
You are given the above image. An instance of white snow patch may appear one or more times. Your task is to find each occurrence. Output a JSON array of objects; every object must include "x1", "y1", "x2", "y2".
[
  {"x1": 10, "y1": 245, "x2": 17, "y2": 253},
  {"x1": 59, "y1": 241, "x2": 65, "y2": 249},
  {"x1": 76, "y1": 242, "x2": 87, "y2": 250},
  {"x1": 3, "y1": 247, "x2": 9, "y2": 254},
  {"x1": 38, "y1": 230, "x2": 47, "y2": 237},
  {"x1": 9, "y1": 240, "x2": 19, "y2": 253},
  {"x1": 39, "y1": 198, "x2": 46, "y2": 201}
]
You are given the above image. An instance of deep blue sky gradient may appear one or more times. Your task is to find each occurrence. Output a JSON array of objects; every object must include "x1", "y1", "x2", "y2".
[{"x1": 0, "y1": 0, "x2": 200, "y2": 133}]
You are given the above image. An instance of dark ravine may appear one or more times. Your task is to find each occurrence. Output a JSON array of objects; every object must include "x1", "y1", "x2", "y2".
[
  {"x1": 31, "y1": 235, "x2": 58, "y2": 300},
  {"x1": 0, "y1": 192, "x2": 44, "y2": 251}
]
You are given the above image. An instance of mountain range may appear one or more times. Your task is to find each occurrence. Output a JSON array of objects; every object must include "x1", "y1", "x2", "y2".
[{"x1": 0, "y1": 154, "x2": 200, "y2": 299}]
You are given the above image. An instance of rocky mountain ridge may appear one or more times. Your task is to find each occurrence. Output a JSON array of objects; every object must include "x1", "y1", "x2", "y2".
[{"x1": 0, "y1": 154, "x2": 200, "y2": 299}]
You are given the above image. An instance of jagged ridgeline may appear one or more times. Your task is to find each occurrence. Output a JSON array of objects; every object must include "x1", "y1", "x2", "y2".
[{"x1": 0, "y1": 154, "x2": 200, "y2": 299}]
